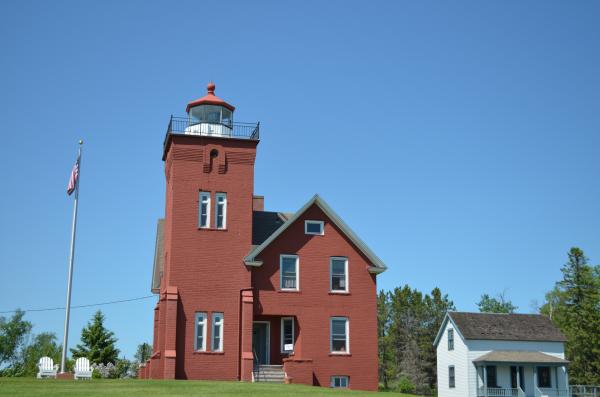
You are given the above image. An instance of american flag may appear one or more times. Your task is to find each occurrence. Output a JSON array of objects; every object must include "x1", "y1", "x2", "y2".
[{"x1": 67, "y1": 156, "x2": 80, "y2": 196}]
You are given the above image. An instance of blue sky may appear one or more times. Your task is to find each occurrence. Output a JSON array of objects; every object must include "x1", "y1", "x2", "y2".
[{"x1": 1, "y1": 1, "x2": 598, "y2": 359}]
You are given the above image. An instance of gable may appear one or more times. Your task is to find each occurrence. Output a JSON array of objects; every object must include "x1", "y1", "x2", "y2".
[
  {"x1": 433, "y1": 313, "x2": 467, "y2": 347},
  {"x1": 244, "y1": 195, "x2": 387, "y2": 274}
]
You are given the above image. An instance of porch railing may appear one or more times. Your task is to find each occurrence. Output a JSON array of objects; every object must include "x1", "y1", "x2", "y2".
[
  {"x1": 535, "y1": 387, "x2": 571, "y2": 397},
  {"x1": 479, "y1": 387, "x2": 525, "y2": 397},
  {"x1": 571, "y1": 386, "x2": 599, "y2": 397}
]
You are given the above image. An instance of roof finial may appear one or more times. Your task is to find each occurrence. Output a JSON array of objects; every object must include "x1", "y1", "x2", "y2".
[{"x1": 207, "y1": 82, "x2": 216, "y2": 95}]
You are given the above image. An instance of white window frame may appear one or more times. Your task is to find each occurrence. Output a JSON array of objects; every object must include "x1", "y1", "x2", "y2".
[
  {"x1": 280, "y1": 255, "x2": 299, "y2": 291},
  {"x1": 280, "y1": 317, "x2": 295, "y2": 353},
  {"x1": 330, "y1": 375, "x2": 349, "y2": 388},
  {"x1": 449, "y1": 365, "x2": 455, "y2": 388},
  {"x1": 329, "y1": 257, "x2": 349, "y2": 293},
  {"x1": 215, "y1": 192, "x2": 227, "y2": 229},
  {"x1": 211, "y1": 312, "x2": 224, "y2": 352},
  {"x1": 448, "y1": 328, "x2": 454, "y2": 351},
  {"x1": 194, "y1": 312, "x2": 207, "y2": 351},
  {"x1": 330, "y1": 317, "x2": 349, "y2": 354},
  {"x1": 199, "y1": 192, "x2": 211, "y2": 228},
  {"x1": 304, "y1": 220, "x2": 324, "y2": 235}
]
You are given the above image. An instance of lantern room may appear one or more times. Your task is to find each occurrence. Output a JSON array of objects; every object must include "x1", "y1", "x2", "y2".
[{"x1": 185, "y1": 82, "x2": 236, "y2": 137}]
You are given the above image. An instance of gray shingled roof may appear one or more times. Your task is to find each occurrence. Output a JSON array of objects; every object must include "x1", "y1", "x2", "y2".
[
  {"x1": 473, "y1": 350, "x2": 569, "y2": 364},
  {"x1": 252, "y1": 211, "x2": 290, "y2": 245},
  {"x1": 449, "y1": 312, "x2": 567, "y2": 342}
]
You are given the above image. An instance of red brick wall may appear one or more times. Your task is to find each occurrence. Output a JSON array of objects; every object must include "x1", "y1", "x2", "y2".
[
  {"x1": 160, "y1": 135, "x2": 257, "y2": 380},
  {"x1": 283, "y1": 358, "x2": 314, "y2": 385},
  {"x1": 252, "y1": 205, "x2": 379, "y2": 391}
]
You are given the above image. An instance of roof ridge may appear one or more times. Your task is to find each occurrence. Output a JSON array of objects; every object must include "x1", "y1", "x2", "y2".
[{"x1": 450, "y1": 311, "x2": 547, "y2": 317}]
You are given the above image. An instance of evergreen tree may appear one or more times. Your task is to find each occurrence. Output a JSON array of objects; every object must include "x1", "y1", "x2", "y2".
[
  {"x1": 131, "y1": 342, "x2": 153, "y2": 377},
  {"x1": 70, "y1": 310, "x2": 119, "y2": 364},
  {"x1": 379, "y1": 285, "x2": 454, "y2": 394},
  {"x1": 134, "y1": 342, "x2": 152, "y2": 363},
  {"x1": 422, "y1": 288, "x2": 455, "y2": 391},
  {"x1": 544, "y1": 248, "x2": 600, "y2": 384},
  {"x1": 377, "y1": 290, "x2": 393, "y2": 389}
]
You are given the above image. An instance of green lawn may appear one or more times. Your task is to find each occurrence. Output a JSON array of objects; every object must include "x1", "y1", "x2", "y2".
[{"x1": 0, "y1": 378, "x2": 416, "y2": 397}]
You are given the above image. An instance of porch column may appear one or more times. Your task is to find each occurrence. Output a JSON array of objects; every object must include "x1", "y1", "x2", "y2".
[
  {"x1": 564, "y1": 366, "x2": 569, "y2": 390},
  {"x1": 476, "y1": 366, "x2": 480, "y2": 396},
  {"x1": 533, "y1": 366, "x2": 538, "y2": 391},
  {"x1": 240, "y1": 289, "x2": 254, "y2": 381},
  {"x1": 516, "y1": 365, "x2": 521, "y2": 391},
  {"x1": 163, "y1": 286, "x2": 178, "y2": 379},
  {"x1": 483, "y1": 365, "x2": 488, "y2": 397},
  {"x1": 554, "y1": 366, "x2": 559, "y2": 392}
]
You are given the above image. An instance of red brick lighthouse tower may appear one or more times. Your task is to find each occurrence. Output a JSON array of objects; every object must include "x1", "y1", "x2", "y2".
[{"x1": 150, "y1": 83, "x2": 260, "y2": 380}]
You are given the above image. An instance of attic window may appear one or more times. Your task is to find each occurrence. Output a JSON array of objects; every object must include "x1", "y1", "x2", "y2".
[{"x1": 305, "y1": 220, "x2": 324, "y2": 235}]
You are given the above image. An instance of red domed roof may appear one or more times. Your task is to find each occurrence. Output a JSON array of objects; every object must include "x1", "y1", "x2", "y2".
[{"x1": 186, "y1": 82, "x2": 235, "y2": 113}]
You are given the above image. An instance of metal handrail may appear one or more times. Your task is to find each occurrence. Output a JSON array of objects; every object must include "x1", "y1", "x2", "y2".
[
  {"x1": 252, "y1": 349, "x2": 264, "y2": 382},
  {"x1": 166, "y1": 116, "x2": 260, "y2": 140}
]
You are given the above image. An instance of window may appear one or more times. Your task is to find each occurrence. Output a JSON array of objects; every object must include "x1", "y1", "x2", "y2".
[
  {"x1": 199, "y1": 192, "x2": 210, "y2": 228},
  {"x1": 330, "y1": 317, "x2": 349, "y2": 354},
  {"x1": 331, "y1": 376, "x2": 349, "y2": 388},
  {"x1": 305, "y1": 220, "x2": 324, "y2": 235},
  {"x1": 194, "y1": 312, "x2": 207, "y2": 351},
  {"x1": 330, "y1": 257, "x2": 348, "y2": 292},
  {"x1": 215, "y1": 193, "x2": 227, "y2": 229},
  {"x1": 537, "y1": 367, "x2": 551, "y2": 388},
  {"x1": 486, "y1": 366, "x2": 498, "y2": 388},
  {"x1": 280, "y1": 255, "x2": 299, "y2": 290},
  {"x1": 211, "y1": 312, "x2": 223, "y2": 351},
  {"x1": 448, "y1": 329, "x2": 454, "y2": 351},
  {"x1": 281, "y1": 317, "x2": 294, "y2": 353},
  {"x1": 449, "y1": 366, "x2": 455, "y2": 388}
]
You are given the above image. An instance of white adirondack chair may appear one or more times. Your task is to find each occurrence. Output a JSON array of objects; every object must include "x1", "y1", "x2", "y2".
[
  {"x1": 74, "y1": 357, "x2": 92, "y2": 380},
  {"x1": 37, "y1": 356, "x2": 58, "y2": 378}
]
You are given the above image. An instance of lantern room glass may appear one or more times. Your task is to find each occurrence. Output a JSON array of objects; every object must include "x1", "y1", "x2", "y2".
[{"x1": 189, "y1": 105, "x2": 233, "y2": 126}]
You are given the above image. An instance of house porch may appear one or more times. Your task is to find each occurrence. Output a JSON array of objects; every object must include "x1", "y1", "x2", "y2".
[{"x1": 474, "y1": 350, "x2": 570, "y2": 397}]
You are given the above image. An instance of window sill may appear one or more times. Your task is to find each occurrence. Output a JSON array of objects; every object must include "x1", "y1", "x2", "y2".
[
  {"x1": 278, "y1": 290, "x2": 300, "y2": 294},
  {"x1": 329, "y1": 353, "x2": 352, "y2": 357},
  {"x1": 197, "y1": 227, "x2": 228, "y2": 232},
  {"x1": 328, "y1": 291, "x2": 350, "y2": 295},
  {"x1": 192, "y1": 351, "x2": 225, "y2": 355}
]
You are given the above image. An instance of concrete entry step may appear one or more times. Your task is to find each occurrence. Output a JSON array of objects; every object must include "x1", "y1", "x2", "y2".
[{"x1": 253, "y1": 364, "x2": 285, "y2": 383}]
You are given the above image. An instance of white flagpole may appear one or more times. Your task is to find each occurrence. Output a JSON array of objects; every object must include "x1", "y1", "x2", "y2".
[{"x1": 60, "y1": 139, "x2": 83, "y2": 374}]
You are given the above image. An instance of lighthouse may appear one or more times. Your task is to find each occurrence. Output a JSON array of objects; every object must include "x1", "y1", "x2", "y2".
[
  {"x1": 154, "y1": 83, "x2": 260, "y2": 380},
  {"x1": 146, "y1": 83, "x2": 384, "y2": 390}
]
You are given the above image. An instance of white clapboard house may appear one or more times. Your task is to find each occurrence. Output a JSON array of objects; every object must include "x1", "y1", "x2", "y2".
[{"x1": 434, "y1": 312, "x2": 569, "y2": 397}]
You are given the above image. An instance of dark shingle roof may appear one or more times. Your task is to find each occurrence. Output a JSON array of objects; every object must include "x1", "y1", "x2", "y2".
[
  {"x1": 252, "y1": 211, "x2": 290, "y2": 245},
  {"x1": 449, "y1": 312, "x2": 567, "y2": 342}
]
